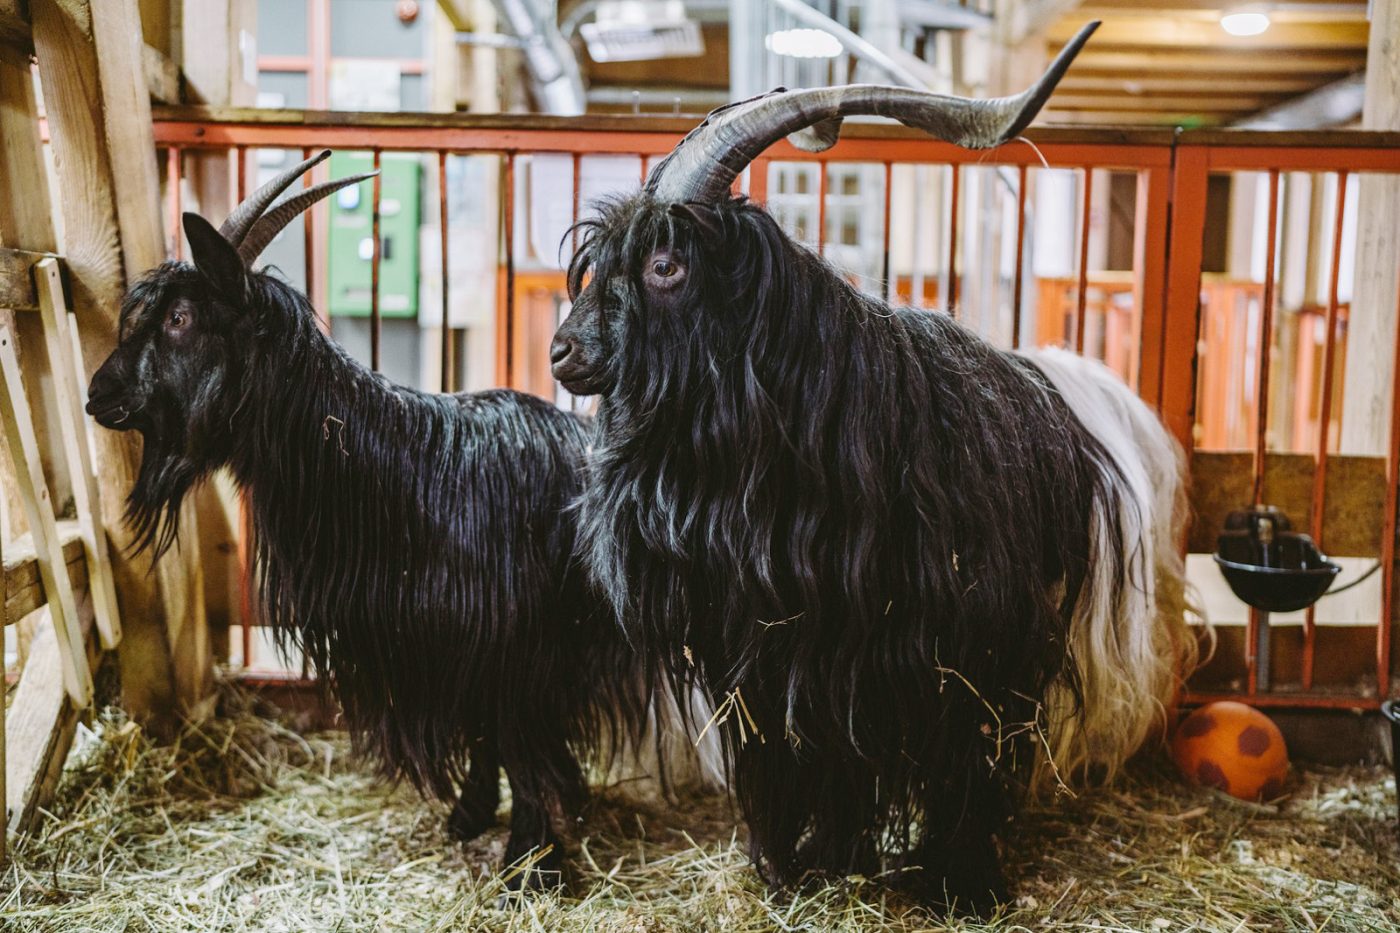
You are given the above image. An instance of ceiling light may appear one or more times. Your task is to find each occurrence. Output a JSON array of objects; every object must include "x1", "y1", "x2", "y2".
[
  {"x1": 764, "y1": 28, "x2": 842, "y2": 59},
  {"x1": 1220, "y1": 11, "x2": 1270, "y2": 36}
]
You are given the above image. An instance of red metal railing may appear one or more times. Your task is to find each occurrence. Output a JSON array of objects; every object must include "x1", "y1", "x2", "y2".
[{"x1": 147, "y1": 110, "x2": 1400, "y2": 709}]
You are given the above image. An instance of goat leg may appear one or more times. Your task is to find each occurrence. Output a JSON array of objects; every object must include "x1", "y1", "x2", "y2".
[{"x1": 446, "y1": 738, "x2": 501, "y2": 843}]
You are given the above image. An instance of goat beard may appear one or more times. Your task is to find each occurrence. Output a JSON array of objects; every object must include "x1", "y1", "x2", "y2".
[{"x1": 124, "y1": 422, "x2": 214, "y2": 559}]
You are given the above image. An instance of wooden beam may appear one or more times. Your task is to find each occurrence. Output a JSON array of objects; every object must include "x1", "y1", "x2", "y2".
[
  {"x1": 1043, "y1": 109, "x2": 1233, "y2": 126},
  {"x1": 1051, "y1": 93, "x2": 1278, "y2": 113},
  {"x1": 35, "y1": 258, "x2": 121, "y2": 649},
  {"x1": 141, "y1": 41, "x2": 179, "y2": 104},
  {"x1": 1060, "y1": 75, "x2": 1327, "y2": 95},
  {"x1": 0, "y1": 44, "x2": 73, "y2": 555},
  {"x1": 0, "y1": 321, "x2": 92, "y2": 704},
  {"x1": 1188, "y1": 452, "x2": 1389, "y2": 557},
  {"x1": 1049, "y1": 18, "x2": 1371, "y2": 50},
  {"x1": 1341, "y1": 0, "x2": 1400, "y2": 460},
  {"x1": 0, "y1": 248, "x2": 50, "y2": 312},
  {"x1": 4, "y1": 591, "x2": 97, "y2": 837},
  {"x1": 4, "y1": 519, "x2": 84, "y2": 624},
  {"x1": 1067, "y1": 49, "x2": 1367, "y2": 74},
  {"x1": 30, "y1": 0, "x2": 210, "y2": 730}
]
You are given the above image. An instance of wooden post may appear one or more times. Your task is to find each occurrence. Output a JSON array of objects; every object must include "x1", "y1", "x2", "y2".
[
  {"x1": 175, "y1": 0, "x2": 256, "y2": 664},
  {"x1": 0, "y1": 46, "x2": 74, "y2": 541},
  {"x1": 1341, "y1": 0, "x2": 1400, "y2": 458},
  {"x1": 30, "y1": 0, "x2": 211, "y2": 729}
]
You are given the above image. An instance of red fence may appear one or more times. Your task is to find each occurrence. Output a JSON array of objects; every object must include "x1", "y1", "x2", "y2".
[{"x1": 147, "y1": 108, "x2": 1400, "y2": 710}]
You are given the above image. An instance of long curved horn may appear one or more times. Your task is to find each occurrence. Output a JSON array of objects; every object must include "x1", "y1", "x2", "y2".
[
  {"x1": 220, "y1": 149, "x2": 332, "y2": 247},
  {"x1": 238, "y1": 172, "x2": 378, "y2": 265},
  {"x1": 646, "y1": 21, "x2": 1098, "y2": 204}
]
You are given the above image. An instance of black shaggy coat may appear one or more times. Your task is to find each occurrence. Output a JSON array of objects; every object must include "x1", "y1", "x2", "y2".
[
  {"x1": 555, "y1": 195, "x2": 1123, "y2": 908},
  {"x1": 88, "y1": 231, "x2": 643, "y2": 886}
]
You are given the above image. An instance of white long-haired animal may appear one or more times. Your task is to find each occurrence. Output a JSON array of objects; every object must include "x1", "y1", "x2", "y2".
[{"x1": 1026, "y1": 348, "x2": 1201, "y2": 789}]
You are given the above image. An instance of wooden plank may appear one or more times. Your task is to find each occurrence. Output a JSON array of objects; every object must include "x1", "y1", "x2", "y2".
[
  {"x1": 141, "y1": 41, "x2": 179, "y2": 105},
  {"x1": 4, "y1": 521, "x2": 85, "y2": 624},
  {"x1": 1050, "y1": 94, "x2": 1279, "y2": 113},
  {"x1": 0, "y1": 247, "x2": 45, "y2": 311},
  {"x1": 1060, "y1": 75, "x2": 1328, "y2": 95},
  {"x1": 5, "y1": 590, "x2": 97, "y2": 837},
  {"x1": 34, "y1": 258, "x2": 121, "y2": 648},
  {"x1": 1188, "y1": 451, "x2": 1389, "y2": 557},
  {"x1": 31, "y1": 0, "x2": 210, "y2": 729},
  {"x1": 0, "y1": 323, "x2": 91, "y2": 704},
  {"x1": 0, "y1": 44, "x2": 73, "y2": 538},
  {"x1": 1048, "y1": 18, "x2": 1371, "y2": 50},
  {"x1": 1066, "y1": 49, "x2": 1368, "y2": 75}
]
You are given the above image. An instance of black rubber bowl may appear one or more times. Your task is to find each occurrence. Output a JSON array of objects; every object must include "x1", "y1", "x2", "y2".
[
  {"x1": 1383, "y1": 700, "x2": 1400, "y2": 826},
  {"x1": 1214, "y1": 531, "x2": 1341, "y2": 613}
]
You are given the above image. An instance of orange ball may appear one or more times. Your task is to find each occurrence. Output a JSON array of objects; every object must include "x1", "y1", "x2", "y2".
[{"x1": 1171, "y1": 701, "x2": 1289, "y2": 801}]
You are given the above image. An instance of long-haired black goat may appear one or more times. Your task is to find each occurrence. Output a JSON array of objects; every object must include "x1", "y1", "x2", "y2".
[
  {"x1": 551, "y1": 23, "x2": 1198, "y2": 910},
  {"x1": 86, "y1": 152, "x2": 652, "y2": 891}
]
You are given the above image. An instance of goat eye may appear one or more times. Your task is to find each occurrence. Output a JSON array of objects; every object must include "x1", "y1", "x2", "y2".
[
  {"x1": 166, "y1": 308, "x2": 189, "y2": 331},
  {"x1": 652, "y1": 260, "x2": 679, "y2": 278}
]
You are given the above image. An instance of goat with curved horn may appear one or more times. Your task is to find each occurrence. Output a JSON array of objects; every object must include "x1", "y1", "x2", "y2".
[
  {"x1": 646, "y1": 21, "x2": 1098, "y2": 204},
  {"x1": 86, "y1": 151, "x2": 723, "y2": 899}
]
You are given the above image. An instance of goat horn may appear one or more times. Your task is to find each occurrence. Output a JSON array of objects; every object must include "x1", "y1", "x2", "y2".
[
  {"x1": 238, "y1": 172, "x2": 379, "y2": 266},
  {"x1": 646, "y1": 21, "x2": 1098, "y2": 205},
  {"x1": 220, "y1": 149, "x2": 332, "y2": 248}
]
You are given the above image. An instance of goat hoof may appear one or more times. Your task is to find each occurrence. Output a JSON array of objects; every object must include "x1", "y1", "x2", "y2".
[
  {"x1": 446, "y1": 805, "x2": 497, "y2": 843},
  {"x1": 496, "y1": 848, "x2": 565, "y2": 907}
]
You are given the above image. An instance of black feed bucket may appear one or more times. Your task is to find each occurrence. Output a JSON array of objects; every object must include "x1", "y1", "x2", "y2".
[
  {"x1": 1214, "y1": 506, "x2": 1340, "y2": 613},
  {"x1": 1384, "y1": 700, "x2": 1400, "y2": 828}
]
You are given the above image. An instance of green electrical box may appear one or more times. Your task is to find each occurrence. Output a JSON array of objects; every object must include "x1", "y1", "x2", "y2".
[{"x1": 327, "y1": 152, "x2": 420, "y2": 318}]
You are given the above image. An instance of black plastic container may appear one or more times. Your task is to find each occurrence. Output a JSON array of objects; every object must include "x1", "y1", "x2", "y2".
[
  {"x1": 1214, "y1": 506, "x2": 1341, "y2": 613},
  {"x1": 1383, "y1": 700, "x2": 1400, "y2": 827}
]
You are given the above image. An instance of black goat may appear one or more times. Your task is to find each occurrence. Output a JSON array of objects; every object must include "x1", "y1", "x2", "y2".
[
  {"x1": 86, "y1": 152, "x2": 648, "y2": 891},
  {"x1": 551, "y1": 24, "x2": 1196, "y2": 911}
]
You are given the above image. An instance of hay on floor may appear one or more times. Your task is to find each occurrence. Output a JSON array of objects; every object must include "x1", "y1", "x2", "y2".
[{"x1": 1, "y1": 687, "x2": 1396, "y2": 932}]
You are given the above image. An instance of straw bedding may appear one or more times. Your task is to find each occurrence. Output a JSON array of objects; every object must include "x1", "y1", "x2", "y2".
[{"x1": 2, "y1": 686, "x2": 1396, "y2": 932}]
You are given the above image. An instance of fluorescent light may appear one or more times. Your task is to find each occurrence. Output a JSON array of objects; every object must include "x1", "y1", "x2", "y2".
[
  {"x1": 1220, "y1": 11, "x2": 1270, "y2": 36},
  {"x1": 764, "y1": 28, "x2": 842, "y2": 59}
]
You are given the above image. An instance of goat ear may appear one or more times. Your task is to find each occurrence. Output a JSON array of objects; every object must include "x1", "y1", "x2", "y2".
[
  {"x1": 183, "y1": 212, "x2": 246, "y2": 293},
  {"x1": 668, "y1": 202, "x2": 725, "y2": 245}
]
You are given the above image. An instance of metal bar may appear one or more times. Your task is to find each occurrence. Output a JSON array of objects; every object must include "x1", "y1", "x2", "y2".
[
  {"x1": 240, "y1": 498, "x2": 253, "y2": 669},
  {"x1": 946, "y1": 164, "x2": 960, "y2": 314},
  {"x1": 1074, "y1": 167, "x2": 1094, "y2": 353},
  {"x1": 1182, "y1": 692, "x2": 1382, "y2": 711},
  {"x1": 881, "y1": 161, "x2": 893, "y2": 305},
  {"x1": 1303, "y1": 170, "x2": 1349, "y2": 690},
  {"x1": 572, "y1": 153, "x2": 582, "y2": 252},
  {"x1": 151, "y1": 119, "x2": 1187, "y2": 169},
  {"x1": 639, "y1": 153, "x2": 647, "y2": 187},
  {"x1": 817, "y1": 162, "x2": 828, "y2": 255},
  {"x1": 1012, "y1": 164, "x2": 1029, "y2": 350},
  {"x1": 1134, "y1": 166, "x2": 1173, "y2": 408},
  {"x1": 302, "y1": 146, "x2": 322, "y2": 332},
  {"x1": 500, "y1": 153, "x2": 517, "y2": 388},
  {"x1": 749, "y1": 157, "x2": 770, "y2": 204},
  {"x1": 1246, "y1": 169, "x2": 1281, "y2": 696},
  {"x1": 440, "y1": 150, "x2": 452, "y2": 393},
  {"x1": 1253, "y1": 170, "x2": 1281, "y2": 508},
  {"x1": 236, "y1": 145, "x2": 248, "y2": 203},
  {"x1": 1160, "y1": 145, "x2": 1210, "y2": 450},
  {"x1": 165, "y1": 147, "x2": 182, "y2": 259},
  {"x1": 370, "y1": 149, "x2": 383, "y2": 372}
]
